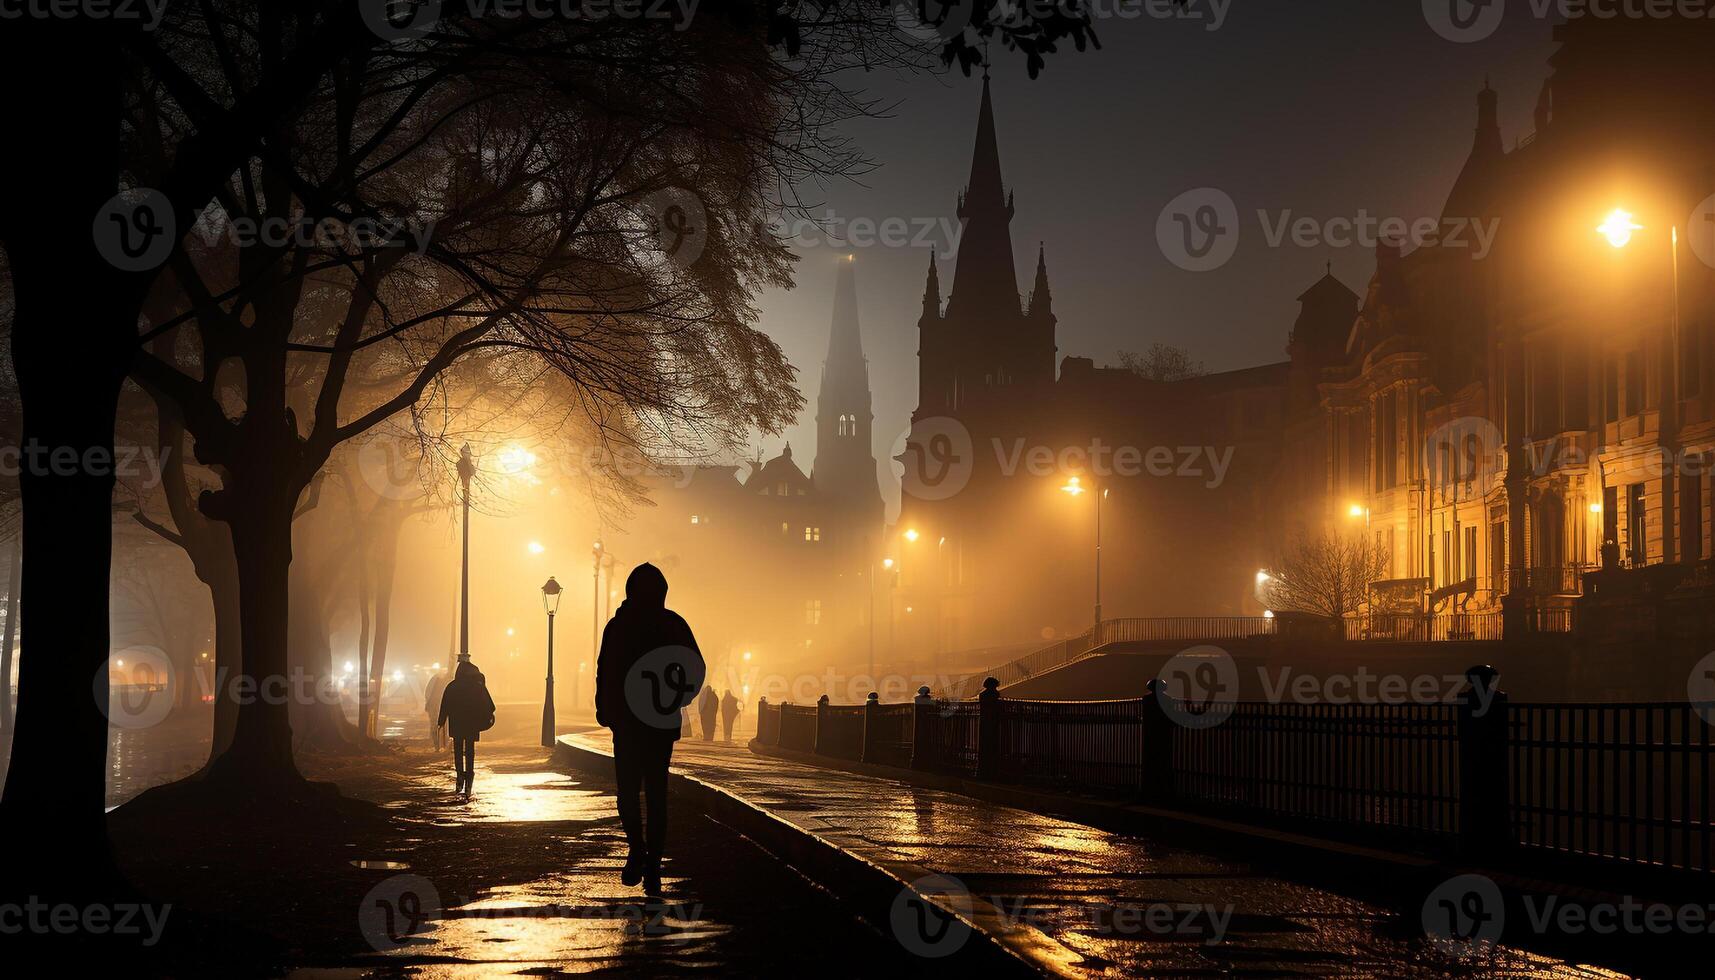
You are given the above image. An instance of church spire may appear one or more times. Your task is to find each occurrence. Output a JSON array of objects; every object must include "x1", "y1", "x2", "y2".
[
  {"x1": 825, "y1": 254, "x2": 866, "y2": 372},
  {"x1": 947, "y1": 75, "x2": 1019, "y2": 320},
  {"x1": 1028, "y1": 243, "x2": 1053, "y2": 319},
  {"x1": 922, "y1": 251, "x2": 941, "y2": 319}
]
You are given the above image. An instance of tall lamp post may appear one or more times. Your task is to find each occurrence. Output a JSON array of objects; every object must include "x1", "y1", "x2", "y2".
[
  {"x1": 1061, "y1": 475, "x2": 1107, "y2": 627},
  {"x1": 541, "y1": 576, "x2": 562, "y2": 747},
  {"x1": 456, "y1": 444, "x2": 475, "y2": 666},
  {"x1": 1598, "y1": 208, "x2": 1686, "y2": 564}
]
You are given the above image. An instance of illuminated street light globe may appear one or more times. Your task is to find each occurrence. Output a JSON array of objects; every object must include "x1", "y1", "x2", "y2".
[
  {"x1": 1598, "y1": 208, "x2": 1643, "y2": 248},
  {"x1": 542, "y1": 575, "x2": 563, "y2": 614},
  {"x1": 1061, "y1": 475, "x2": 1086, "y2": 496}
]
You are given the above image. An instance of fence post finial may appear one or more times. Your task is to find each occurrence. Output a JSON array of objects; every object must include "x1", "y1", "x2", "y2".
[
  {"x1": 861, "y1": 691, "x2": 881, "y2": 764},
  {"x1": 976, "y1": 677, "x2": 1002, "y2": 780},
  {"x1": 1140, "y1": 676, "x2": 1176, "y2": 804}
]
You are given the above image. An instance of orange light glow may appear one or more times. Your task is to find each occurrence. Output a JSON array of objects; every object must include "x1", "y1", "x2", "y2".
[{"x1": 1598, "y1": 209, "x2": 1643, "y2": 248}]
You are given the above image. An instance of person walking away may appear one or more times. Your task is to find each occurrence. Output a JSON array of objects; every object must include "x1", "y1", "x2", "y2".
[
  {"x1": 697, "y1": 685, "x2": 718, "y2": 741},
  {"x1": 424, "y1": 666, "x2": 449, "y2": 752},
  {"x1": 720, "y1": 689, "x2": 741, "y2": 742},
  {"x1": 596, "y1": 563, "x2": 704, "y2": 895},
  {"x1": 437, "y1": 659, "x2": 495, "y2": 798}
]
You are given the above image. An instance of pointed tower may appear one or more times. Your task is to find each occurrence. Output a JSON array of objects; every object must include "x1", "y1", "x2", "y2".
[
  {"x1": 812, "y1": 257, "x2": 884, "y2": 523},
  {"x1": 918, "y1": 77, "x2": 1056, "y2": 419},
  {"x1": 947, "y1": 75, "x2": 1020, "y2": 322},
  {"x1": 1028, "y1": 243, "x2": 1054, "y2": 322}
]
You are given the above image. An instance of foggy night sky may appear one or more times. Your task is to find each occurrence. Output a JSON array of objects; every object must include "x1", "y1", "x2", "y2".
[{"x1": 753, "y1": 2, "x2": 1561, "y2": 519}]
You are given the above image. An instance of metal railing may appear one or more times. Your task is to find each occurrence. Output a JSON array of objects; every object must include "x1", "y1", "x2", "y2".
[
  {"x1": 994, "y1": 698, "x2": 1147, "y2": 796},
  {"x1": 1510, "y1": 702, "x2": 1715, "y2": 874},
  {"x1": 1343, "y1": 613, "x2": 1504, "y2": 642},
  {"x1": 1173, "y1": 701, "x2": 1461, "y2": 842},
  {"x1": 752, "y1": 678, "x2": 1715, "y2": 880}
]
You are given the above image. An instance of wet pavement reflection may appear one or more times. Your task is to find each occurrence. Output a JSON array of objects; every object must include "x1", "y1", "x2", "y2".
[{"x1": 570, "y1": 732, "x2": 1632, "y2": 979}]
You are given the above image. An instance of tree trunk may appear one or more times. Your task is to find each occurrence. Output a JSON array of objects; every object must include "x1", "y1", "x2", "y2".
[
  {"x1": 0, "y1": 535, "x2": 19, "y2": 733},
  {"x1": 365, "y1": 500, "x2": 406, "y2": 738},
  {"x1": 206, "y1": 498, "x2": 301, "y2": 786},
  {"x1": 0, "y1": 24, "x2": 134, "y2": 896}
]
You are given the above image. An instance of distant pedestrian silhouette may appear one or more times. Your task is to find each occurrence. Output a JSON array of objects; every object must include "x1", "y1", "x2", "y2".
[
  {"x1": 697, "y1": 685, "x2": 718, "y2": 741},
  {"x1": 424, "y1": 667, "x2": 449, "y2": 752},
  {"x1": 720, "y1": 689, "x2": 741, "y2": 742},
  {"x1": 595, "y1": 563, "x2": 704, "y2": 895},
  {"x1": 437, "y1": 659, "x2": 495, "y2": 798}
]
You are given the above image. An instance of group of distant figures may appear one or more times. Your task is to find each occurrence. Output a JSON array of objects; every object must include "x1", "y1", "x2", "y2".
[{"x1": 683, "y1": 685, "x2": 743, "y2": 742}]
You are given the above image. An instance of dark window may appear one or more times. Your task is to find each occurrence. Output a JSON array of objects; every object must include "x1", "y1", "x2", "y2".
[
  {"x1": 1603, "y1": 485, "x2": 1619, "y2": 545},
  {"x1": 1489, "y1": 521, "x2": 1506, "y2": 588},
  {"x1": 1627, "y1": 482, "x2": 1648, "y2": 565},
  {"x1": 1564, "y1": 345, "x2": 1588, "y2": 430},
  {"x1": 1532, "y1": 347, "x2": 1560, "y2": 436},
  {"x1": 1682, "y1": 472, "x2": 1703, "y2": 563},
  {"x1": 1682, "y1": 317, "x2": 1703, "y2": 398},
  {"x1": 1463, "y1": 526, "x2": 1478, "y2": 581}
]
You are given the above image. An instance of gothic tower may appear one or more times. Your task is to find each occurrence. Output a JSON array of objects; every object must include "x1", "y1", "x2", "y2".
[
  {"x1": 915, "y1": 75, "x2": 1057, "y2": 423},
  {"x1": 812, "y1": 257, "x2": 884, "y2": 528}
]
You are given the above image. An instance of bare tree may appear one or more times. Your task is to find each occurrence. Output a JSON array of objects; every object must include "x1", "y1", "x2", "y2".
[
  {"x1": 1118, "y1": 342, "x2": 1205, "y2": 382},
  {"x1": 1261, "y1": 532, "x2": 1389, "y2": 622}
]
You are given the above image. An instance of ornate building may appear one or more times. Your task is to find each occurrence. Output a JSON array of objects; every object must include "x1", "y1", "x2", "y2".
[{"x1": 899, "y1": 17, "x2": 1715, "y2": 675}]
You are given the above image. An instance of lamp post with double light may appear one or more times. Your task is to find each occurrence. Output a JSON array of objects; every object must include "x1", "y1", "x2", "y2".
[
  {"x1": 456, "y1": 444, "x2": 475, "y2": 666},
  {"x1": 540, "y1": 576, "x2": 562, "y2": 747}
]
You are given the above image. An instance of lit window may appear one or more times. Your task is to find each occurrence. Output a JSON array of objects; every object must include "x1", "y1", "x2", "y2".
[
  {"x1": 805, "y1": 599, "x2": 822, "y2": 625},
  {"x1": 778, "y1": 482, "x2": 789, "y2": 495},
  {"x1": 781, "y1": 522, "x2": 789, "y2": 536},
  {"x1": 690, "y1": 514, "x2": 700, "y2": 525},
  {"x1": 804, "y1": 526, "x2": 821, "y2": 542}
]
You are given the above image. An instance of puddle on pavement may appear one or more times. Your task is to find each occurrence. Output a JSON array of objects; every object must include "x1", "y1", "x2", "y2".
[{"x1": 350, "y1": 860, "x2": 411, "y2": 870}]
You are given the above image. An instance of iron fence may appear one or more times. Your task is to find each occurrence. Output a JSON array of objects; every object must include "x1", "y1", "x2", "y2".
[
  {"x1": 778, "y1": 703, "x2": 818, "y2": 753},
  {"x1": 1509, "y1": 702, "x2": 1715, "y2": 874},
  {"x1": 913, "y1": 701, "x2": 981, "y2": 775},
  {"x1": 994, "y1": 698, "x2": 1147, "y2": 795},
  {"x1": 817, "y1": 703, "x2": 866, "y2": 760},
  {"x1": 1172, "y1": 701, "x2": 1461, "y2": 842},
  {"x1": 865, "y1": 703, "x2": 915, "y2": 767},
  {"x1": 1344, "y1": 613, "x2": 1504, "y2": 642}
]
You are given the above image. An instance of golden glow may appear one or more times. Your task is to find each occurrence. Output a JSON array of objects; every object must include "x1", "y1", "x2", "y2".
[
  {"x1": 741, "y1": 650, "x2": 752, "y2": 661},
  {"x1": 527, "y1": 540, "x2": 545, "y2": 554},
  {"x1": 1060, "y1": 475, "x2": 1086, "y2": 496},
  {"x1": 903, "y1": 528, "x2": 920, "y2": 543},
  {"x1": 882, "y1": 557, "x2": 895, "y2": 570},
  {"x1": 1347, "y1": 502, "x2": 1365, "y2": 518},
  {"x1": 495, "y1": 444, "x2": 538, "y2": 475},
  {"x1": 505, "y1": 627, "x2": 515, "y2": 637},
  {"x1": 1598, "y1": 209, "x2": 1643, "y2": 248},
  {"x1": 1589, "y1": 502, "x2": 1603, "y2": 514},
  {"x1": 1255, "y1": 570, "x2": 1271, "y2": 584}
]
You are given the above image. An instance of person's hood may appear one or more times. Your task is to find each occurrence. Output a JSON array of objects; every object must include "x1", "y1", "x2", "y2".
[{"x1": 621, "y1": 562, "x2": 669, "y2": 610}]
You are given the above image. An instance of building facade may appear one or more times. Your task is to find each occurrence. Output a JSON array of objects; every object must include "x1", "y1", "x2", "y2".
[{"x1": 899, "y1": 18, "x2": 1715, "y2": 667}]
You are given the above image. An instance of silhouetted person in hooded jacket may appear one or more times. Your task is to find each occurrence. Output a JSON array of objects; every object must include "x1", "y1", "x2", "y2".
[
  {"x1": 437, "y1": 659, "x2": 495, "y2": 798},
  {"x1": 595, "y1": 563, "x2": 704, "y2": 894},
  {"x1": 697, "y1": 685, "x2": 718, "y2": 741}
]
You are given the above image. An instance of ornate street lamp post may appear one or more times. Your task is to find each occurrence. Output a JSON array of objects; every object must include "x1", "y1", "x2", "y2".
[
  {"x1": 591, "y1": 539, "x2": 604, "y2": 711},
  {"x1": 1061, "y1": 475, "x2": 1107, "y2": 628},
  {"x1": 541, "y1": 576, "x2": 562, "y2": 747}
]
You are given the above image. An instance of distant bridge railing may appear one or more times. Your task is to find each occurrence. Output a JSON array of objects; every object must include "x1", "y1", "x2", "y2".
[
  {"x1": 944, "y1": 613, "x2": 1518, "y2": 699},
  {"x1": 753, "y1": 673, "x2": 1715, "y2": 876}
]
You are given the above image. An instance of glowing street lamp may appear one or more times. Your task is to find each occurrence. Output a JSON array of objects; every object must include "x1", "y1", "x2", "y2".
[
  {"x1": 1598, "y1": 208, "x2": 1643, "y2": 249},
  {"x1": 541, "y1": 575, "x2": 563, "y2": 747},
  {"x1": 903, "y1": 528, "x2": 920, "y2": 543},
  {"x1": 1597, "y1": 206, "x2": 1687, "y2": 561},
  {"x1": 527, "y1": 541, "x2": 546, "y2": 555},
  {"x1": 1061, "y1": 475, "x2": 1107, "y2": 626}
]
